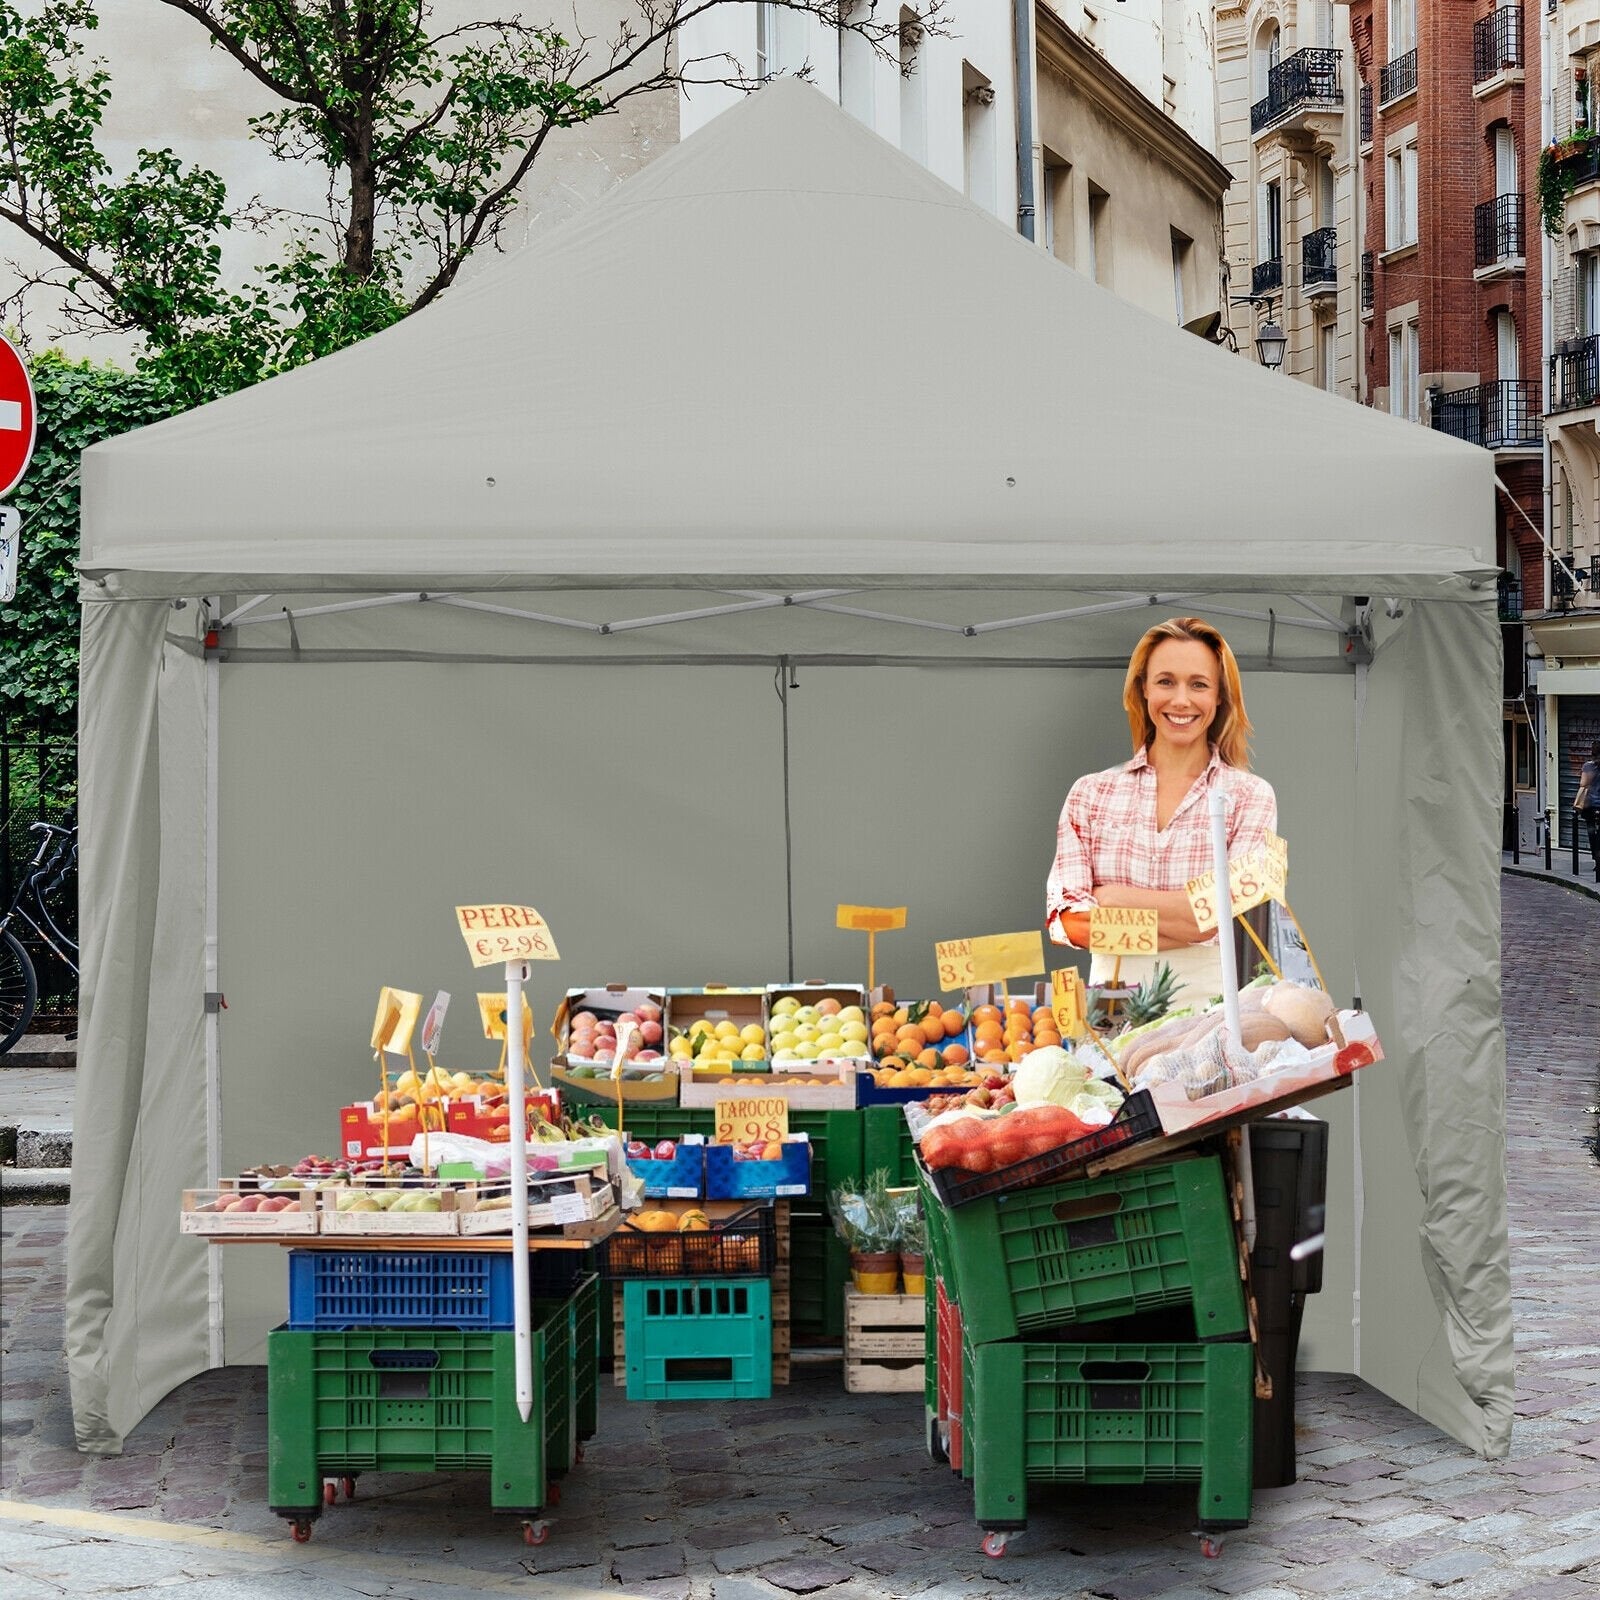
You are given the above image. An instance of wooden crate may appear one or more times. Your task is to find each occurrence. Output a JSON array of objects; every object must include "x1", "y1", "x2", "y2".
[{"x1": 843, "y1": 1287, "x2": 925, "y2": 1394}]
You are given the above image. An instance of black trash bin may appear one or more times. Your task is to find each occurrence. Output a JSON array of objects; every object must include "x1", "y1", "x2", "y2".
[{"x1": 1248, "y1": 1117, "x2": 1329, "y2": 1488}]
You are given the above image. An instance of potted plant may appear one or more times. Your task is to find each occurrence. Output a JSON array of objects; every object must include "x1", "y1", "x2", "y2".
[
  {"x1": 830, "y1": 1169, "x2": 901, "y2": 1293},
  {"x1": 1538, "y1": 127, "x2": 1600, "y2": 238},
  {"x1": 896, "y1": 1207, "x2": 927, "y2": 1296}
]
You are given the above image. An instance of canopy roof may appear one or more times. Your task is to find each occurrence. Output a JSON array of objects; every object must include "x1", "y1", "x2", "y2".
[{"x1": 81, "y1": 79, "x2": 1494, "y2": 599}]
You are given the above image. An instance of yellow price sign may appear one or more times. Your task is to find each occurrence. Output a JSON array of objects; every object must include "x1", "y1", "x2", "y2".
[
  {"x1": 370, "y1": 987, "x2": 423, "y2": 1054},
  {"x1": 1186, "y1": 833, "x2": 1289, "y2": 932},
  {"x1": 454, "y1": 904, "x2": 559, "y2": 967},
  {"x1": 1050, "y1": 968, "x2": 1088, "y2": 1038},
  {"x1": 934, "y1": 930, "x2": 1045, "y2": 991},
  {"x1": 836, "y1": 904, "x2": 907, "y2": 933},
  {"x1": 478, "y1": 991, "x2": 533, "y2": 1049},
  {"x1": 1088, "y1": 908, "x2": 1159, "y2": 957},
  {"x1": 714, "y1": 1095, "x2": 790, "y2": 1146},
  {"x1": 934, "y1": 938, "x2": 977, "y2": 992}
]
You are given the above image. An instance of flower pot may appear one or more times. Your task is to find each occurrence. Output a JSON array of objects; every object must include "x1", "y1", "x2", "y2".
[
  {"x1": 850, "y1": 1250, "x2": 899, "y2": 1294},
  {"x1": 899, "y1": 1251, "x2": 927, "y2": 1296}
]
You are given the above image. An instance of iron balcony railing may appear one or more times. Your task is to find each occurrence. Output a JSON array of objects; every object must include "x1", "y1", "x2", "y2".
[
  {"x1": 1550, "y1": 333, "x2": 1600, "y2": 413},
  {"x1": 1553, "y1": 139, "x2": 1600, "y2": 193},
  {"x1": 1252, "y1": 257, "x2": 1283, "y2": 296},
  {"x1": 1473, "y1": 7, "x2": 1522, "y2": 83},
  {"x1": 1474, "y1": 193, "x2": 1525, "y2": 267},
  {"x1": 1430, "y1": 380, "x2": 1542, "y2": 450},
  {"x1": 1498, "y1": 570, "x2": 1522, "y2": 622},
  {"x1": 1250, "y1": 48, "x2": 1343, "y2": 134},
  {"x1": 1302, "y1": 226, "x2": 1337, "y2": 290},
  {"x1": 1380, "y1": 47, "x2": 1418, "y2": 106},
  {"x1": 1360, "y1": 82, "x2": 1373, "y2": 144},
  {"x1": 1361, "y1": 249, "x2": 1374, "y2": 311}
]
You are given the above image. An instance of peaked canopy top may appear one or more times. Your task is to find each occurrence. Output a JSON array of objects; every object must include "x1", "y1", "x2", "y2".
[{"x1": 81, "y1": 79, "x2": 1493, "y2": 598}]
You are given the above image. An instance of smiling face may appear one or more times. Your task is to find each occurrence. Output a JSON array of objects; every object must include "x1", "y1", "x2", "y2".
[{"x1": 1143, "y1": 638, "x2": 1221, "y2": 755}]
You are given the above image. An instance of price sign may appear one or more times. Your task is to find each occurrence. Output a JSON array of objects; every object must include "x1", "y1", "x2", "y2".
[
  {"x1": 1050, "y1": 968, "x2": 1088, "y2": 1037},
  {"x1": 1088, "y1": 908, "x2": 1159, "y2": 956},
  {"x1": 455, "y1": 904, "x2": 559, "y2": 967},
  {"x1": 836, "y1": 904, "x2": 907, "y2": 932},
  {"x1": 370, "y1": 987, "x2": 423, "y2": 1054},
  {"x1": 1186, "y1": 833, "x2": 1289, "y2": 932},
  {"x1": 714, "y1": 1095, "x2": 790, "y2": 1146},
  {"x1": 478, "y1": 991, "x2": 533, "y2": 1047},
  {"x1": 934, "y1": 930, "x2": 1045, "y2": 991},
  {"x1": 420, "y1": 991, "x2": 450, "y2": 1057},
  {"x1": 549, "y1": 1192, "x2": 590, "y2": 1225},
  {"x1": 0, "y1": 508, "x2": 18, "y2": 605}
]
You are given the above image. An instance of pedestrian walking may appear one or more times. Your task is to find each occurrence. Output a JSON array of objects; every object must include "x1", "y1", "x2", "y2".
[{"x1": 1576, "y1": 739, "x2": 1600, "y2": 874}]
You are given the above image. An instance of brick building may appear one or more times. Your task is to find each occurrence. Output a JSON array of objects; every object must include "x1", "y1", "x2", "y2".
[{"x1": 1343, "y1": 0, "x2": 1543, "y2": 837}]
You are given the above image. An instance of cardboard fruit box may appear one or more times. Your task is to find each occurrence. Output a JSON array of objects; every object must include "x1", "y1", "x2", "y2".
[
  {"x1": 456, "y1": 1170, "x2": 616, "y2": 1236},
  {"x1": 446, "y1": 1091, "x2": 563, "y2": 1141},
  {"x1": 705, "y1": 1136, "x2": 812, "y2": 1200},
  {"x1": 181, "y1": 1181, "x2": 320, "y2": 1236},
  {"x1": 678, "y1": 1061, "x2": 858, "y2": 1110},
  {"x1": 553, "y1": 984, "x2": 671, "y2": 1073},
  {"x1": 624, "y1": 1136, "x2": 707, "y2": 1199},
  {"x1": 339, "y1": 1100, "x2": 449, "y2": 1160},
  {"x1": 766, "y1": 982, "x2": 872, "y2": 1071},
  {"x1": 666, "y1": 985, "x2": 771, "y2": 1072}
]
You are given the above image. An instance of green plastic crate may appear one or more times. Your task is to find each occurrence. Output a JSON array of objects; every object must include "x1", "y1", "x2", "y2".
[
  {"x1": 267, "y1": 1319, "x2": 563, "y2": 1514},
  {"x1": 621, "y1": 1277, "x2": 772, "y2": 1400},
  {"x1": 540, "y1": 1295, "x2": 576, "y2": 1476},
  {"x1": 864, "y1": 1105, "x2": 920, "y2": 1189},
  {"x1": 944, "y1": 1154, "x2": 1247, "y2": 1346},
  {"x1": 918, "y1": 1169, "x2": 955, "y2": 1297},
  {"x1": 571, "y1": 1273, "x2": 599, "y2": 1443},
  {"x1": 595, "y1": 1106, "x2": 713, "y2": 1144},
  {"x1": 967, "y1": 1340, "x2": 1254, "y2": 1532},
  {"x1": 789, "y1": 1211, "x2": 849, "y2": 1339}
]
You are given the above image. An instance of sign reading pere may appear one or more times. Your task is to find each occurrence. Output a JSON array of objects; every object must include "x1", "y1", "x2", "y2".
[{"x1": 455, "y1": 904, "x2": 560, "y2": 967}]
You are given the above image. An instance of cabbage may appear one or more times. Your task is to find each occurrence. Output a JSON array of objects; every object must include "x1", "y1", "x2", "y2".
[{"x1": 1012, "y1": 1046, "x2": 1092, "y2": 1107}]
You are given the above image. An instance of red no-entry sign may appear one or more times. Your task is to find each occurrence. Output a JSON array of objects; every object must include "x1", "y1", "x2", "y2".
[{"x1": 0, "y1": 334, "x2": 36, "y2": 498}]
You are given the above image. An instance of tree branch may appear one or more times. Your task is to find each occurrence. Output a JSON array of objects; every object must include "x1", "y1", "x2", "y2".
[
  {"x1": 153, "y1": 0, "x2": 328, "y2": 111},
  {"x1": 0, "y1": 200, "x2": 124, "y2": 308}
]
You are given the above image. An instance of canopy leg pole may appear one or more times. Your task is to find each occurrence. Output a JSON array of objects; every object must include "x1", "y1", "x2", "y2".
[
  {"x1": 204, "y1": 631, "x2": 224, "y2": 1369},
  {"x1": 505, "y1": 958, "x2": 534, "y2": 1422},
  {"x1": 1207, "y1": 792, "x2": 1256, "y2": 1254}
]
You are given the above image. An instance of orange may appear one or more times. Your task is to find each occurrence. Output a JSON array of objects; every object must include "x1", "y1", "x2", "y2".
[
  {"x1": 871, "y1": 1000, "x2": 895, "y2": 1020},
  {"x1": 974, "y1": 1019, "x2": 1004, "y2": 1046},
  {"x1": 971, "y1": 1004, "x2": 1002, "y2": 1027},
  {"x1": 893, "y1": 1006, "x2": 910, "y2": 1026},
  {"x1": 1006, "y1": 1040, "x2": 1030, "y2": 1063},
  {"x1": 942, "y1": 1044, "x2": 970, "y2": 1068},
  {"x1": 1034, "y1": 1030, "x2": 1063, "y2": 1049},
  {"x1": 887, "y1": 1068, "x2": 916, "y2": 1087},
  {"x1": 895, "y1": 1024, "x2": 925, "y2": 1049},
  {"x1": 943, "y1": 1010, "x2": 967, "y2": 1038},
  {"x1": 920, "y1": 1021, "x2": 946, "y2": 1048},
  {"x1": 1006, "y1": 997, "x2": 1031, "y2": 1016},
  {"x1": 908, "y1": 1067, "x2": 934, "y2": 1086},
  {"x1": 916, "y1": 1048, "x2": 941, "y2": 1071},
  {"x1": 980, "y1": 1047, "x2": 1009, "y2": 1065}
]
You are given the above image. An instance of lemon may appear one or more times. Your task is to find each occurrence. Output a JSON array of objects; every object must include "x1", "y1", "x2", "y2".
[
  {"x1": 714, "y1": 1019, "x2": 741, "y2": 1040},
  {"x1": 839, "y1": 1020, "x2": 868, "y2": 1042},
  {"x1": 818, "y1": 1032, "x2": 845, "y2": 1053},
  {"x1": 740, "y1": 1042, "x2": 766, "y2": 1061},
  {"x1": 793, "y1": 1023, "x2": 818, "y2": 1043},
  {"x1": 772, "y1": 1047, "x2": 799, "y2": 1061},
  {"x1": 772, "y1": 1030, "x2": 799, "y2": 1052},
  {"x1": 740, "y1": 1023, "x2": 766, "y2": 1045},
  {"x1": 771, "y1": 996, "x2": 800, "y2": 1015},
  {"x1": 838, "y1": 1005, "x2": 865, "y2": 1025}
]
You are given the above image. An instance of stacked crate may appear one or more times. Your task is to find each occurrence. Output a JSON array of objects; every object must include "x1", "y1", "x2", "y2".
[
  {"x1": 919, "y1": 1152, "x2": 1254, "y2": 1558},
  {"x1": 267, "y1": 1248, "x2": 598, "y2": 1545}
]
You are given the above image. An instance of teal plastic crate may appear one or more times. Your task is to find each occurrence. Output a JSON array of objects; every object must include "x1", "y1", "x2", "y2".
[
  {"x1": 942, "y1": 1154, "x2": 1247, "y2": 1345},
  {"x1": 622, "y1": 1277, "x2": 772, "y2": 1400},
  {"x1": 267, "y1": 1318, "x2": 564, "y2": 1515},
  {"x1": 967, "y1": 1340, "x2": 1254, "y2": 1532}
]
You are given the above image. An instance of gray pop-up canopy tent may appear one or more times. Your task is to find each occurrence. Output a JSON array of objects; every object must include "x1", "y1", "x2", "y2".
[{"x1": 71, "y1": 79, "x2": 1512, "y2": 1460}]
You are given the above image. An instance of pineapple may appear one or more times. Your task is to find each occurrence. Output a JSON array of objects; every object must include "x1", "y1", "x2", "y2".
[{"x1": 1121, "y1": 962, "x2": 1180, "y2": 1029}]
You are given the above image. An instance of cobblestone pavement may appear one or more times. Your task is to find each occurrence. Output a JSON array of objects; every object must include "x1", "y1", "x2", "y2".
[{"x1": 3, "y1": 872, "x2": 1598, "y2": 1600}]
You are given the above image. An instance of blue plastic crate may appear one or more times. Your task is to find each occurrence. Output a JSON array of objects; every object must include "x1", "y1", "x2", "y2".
[
  {"x1": 704, "y1": 1139, "x2": 812, "y2": 1199},
  {"x1": 287, "y1": 1251, "x2": 521, "y2": 1330}
]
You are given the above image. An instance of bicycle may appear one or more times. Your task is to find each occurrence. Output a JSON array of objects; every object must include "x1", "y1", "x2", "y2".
[{"x1": 0, "y1": 820, "x2": 79, "y2": 1055}]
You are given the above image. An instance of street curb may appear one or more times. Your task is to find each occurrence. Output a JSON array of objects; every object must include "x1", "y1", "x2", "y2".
[
  {"x1": 1503, "y1": 864, "x2": 1600, "y2": 904},
  {"x1": 0, "y1": 1165, "x2": 70, "y2": 1202}
]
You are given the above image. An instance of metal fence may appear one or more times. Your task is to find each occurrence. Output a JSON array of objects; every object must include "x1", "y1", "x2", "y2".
[
  {"x1": 1301, "y1": 227, "x2": 1337, "y2": 291},
  {"x1": 1474, "y1": 193, "x2": 1524, "y2": 268},
  {"x1": 1, "y1": 733, "x2": 78, "y2": 1026},
  {"x1": 1473, "y1": 7, "x2": 1522, "y2": 83},
  {"x1": 1550, "y1": 333, "x2": 1600, "y2": 414},
  {"x1": 1429, "y1": 379, "x2": 1542, "y2": 451},
  {"x1": 1380, "y1": 47, "x2": 1418, "y2": 106},
  {"x1": 1250, "y1": 48, "x2": 1343, "y2": 135}
]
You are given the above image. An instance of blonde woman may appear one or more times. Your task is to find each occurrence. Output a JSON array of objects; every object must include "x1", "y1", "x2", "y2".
[{"x1": 1046, "y1": 617, "x2": 1277, "y2": 1002}]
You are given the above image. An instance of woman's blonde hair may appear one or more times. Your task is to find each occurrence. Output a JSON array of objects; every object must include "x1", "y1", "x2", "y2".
[{"x1": 1122, "y1": 617, "x2": 1252, "y2": 768}]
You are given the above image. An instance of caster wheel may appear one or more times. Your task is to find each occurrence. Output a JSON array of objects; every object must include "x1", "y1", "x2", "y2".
[
  {"x1": 341, "y1": 1477, "x2": 357, "y2": 1501},
  {"x1": 322, "y1": 1481, "x2": 336, "y2": 1507},
  {"x1": 290, "y1": 1519, "x2": 313, "y2": 1544},
  {"x1": 522, "y1": 1519, "x2": 550, "y2": 1547},
  {"x1": 547, "y1": 1481, "x2": 562, "y2": 1507},
  {"x1": 1200, "y1": 1535, "x2": 1224, "y2": 1560},
  {"x1": 981, "y1": 1531, "x2": 1010, "y2": 1559}
]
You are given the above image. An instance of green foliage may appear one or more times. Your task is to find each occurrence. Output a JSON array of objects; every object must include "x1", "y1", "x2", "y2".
[
  {"x1": 1, "y1": 353, "x2": 184, "y2": 737},
  {"x1": 1538, "y1": 132, "x2": 1599, "y2": 240}
]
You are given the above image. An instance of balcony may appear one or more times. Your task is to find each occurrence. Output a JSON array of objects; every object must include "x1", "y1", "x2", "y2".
[
  {"x1": 1380, "y1": 47, "x2": 1418, "y2": 108},
  {"x1": 1431, "y1": 380, "x2": 1542, "y2": 452},
  {"x1": 1251, "y1": 48, "x2": 1344, "y2": 138},
  {"x1": 1474, "y1": 193, "x2": 1525, "y2": 278},
  {"x1": 1498, "y1": 570, "x2": 1523, "y2": 623},
  {"x1": 1252, "y1": 258, "x2": 1283, "y2": 297},
  {"x1": 1550, "y1": 333, "x2": 1600, "y2": 414},
  {"x1": 1552, "y1": 137, "x2": 1600, "y2": 247},
  {"x1": 1361, "y1": 249, "x2": 1374, "y2": 313},
  {"x1": 1360, "y1": 82, "x2": 1372, "y2": 148},
  {"x1": 1302, "y1": 227, "x2": 1337, "y2": 297},
  {"x1": 1473, "y1": 8, "x2": 1523, "y2": 90}
]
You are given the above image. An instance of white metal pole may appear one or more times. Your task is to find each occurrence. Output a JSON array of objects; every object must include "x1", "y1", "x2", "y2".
[
  {"x1": 505, "y1": 958, "x2": 534, "y2": 1422},
  {"x1": 1207, "y1": 791, "x2": 1256, "y2": 1253},
  {"x1": 204, "y1": 640, "x2": 223, "y2": 1368}
]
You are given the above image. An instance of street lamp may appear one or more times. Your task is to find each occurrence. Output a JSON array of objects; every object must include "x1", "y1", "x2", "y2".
[{"x1": 1255, "y1": 315, "x2": 1287, "y2": 371}]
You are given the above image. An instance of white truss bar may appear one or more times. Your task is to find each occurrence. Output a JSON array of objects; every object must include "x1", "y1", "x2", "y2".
[
  {"x1": 429, "y1": 595, "x2": 606, "y2": 632},
  {"x1": 794, "y1": 600, "x2": 971, "y2": 633},
  {"x1": 965, "y1": 592, "x2": 1200, "y2": 636},
  {"x1": 1195, "y1": 603, "x2": 1341, "y2": 633},
  {"x1": 232, "y1": 591, "x2": 433, "y2": 627},
  {"x1": 605, "y1": 589, "x2": 858, "y2": 633},
  {"x1": 219, "y1": 593, "x2": 274, "y2": 627},
  {"x1": 1284, "y1": 596, "x2": 1346, "y2": 630}
]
